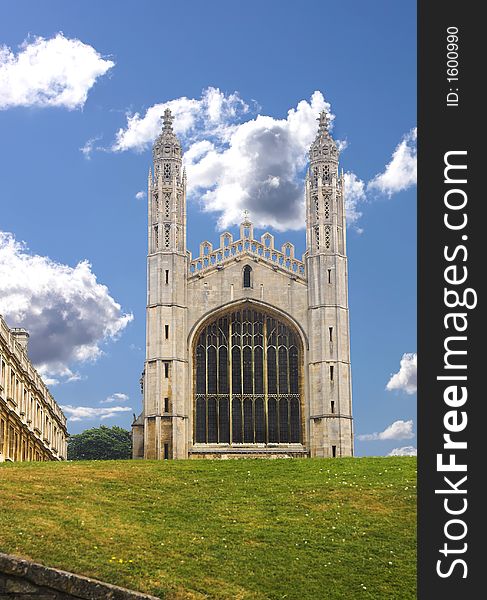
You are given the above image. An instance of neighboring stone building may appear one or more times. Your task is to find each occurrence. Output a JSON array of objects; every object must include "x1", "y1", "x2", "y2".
[
  {"x1": 132, "y1": 109, "x2": 353, "y2": 459},
  {"x1": 0, "y1": 315, "x2": 67, "y2": 462}
]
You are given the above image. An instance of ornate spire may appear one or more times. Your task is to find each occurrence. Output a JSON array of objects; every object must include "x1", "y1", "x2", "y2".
[
  {"x1": 239, "y1": 209, "x2": 254, "y2": 239},
  {"x1": 241, "y1": 209, "x2": 251, "y2": 225},
  {"x1": 152, "y1": 107, "x2": 181, "y2": 166},
  {"x1": 309, "y1": 109, "x2": 338, "y2": 164},
  {"x1": 162, "y1": 108, "x2": 174, "y2": 132},
  {"x1": 317, "y1": 110, "x2": 330, "y2": 134}
]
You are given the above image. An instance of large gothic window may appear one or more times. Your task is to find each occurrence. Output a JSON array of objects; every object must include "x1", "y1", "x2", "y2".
[{"x1": 194, "y1": 308, "x2": 302, "y2": 445}]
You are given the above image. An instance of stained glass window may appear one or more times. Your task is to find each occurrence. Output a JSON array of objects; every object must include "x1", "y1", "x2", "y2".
[{"x1": 194, "y1": 308, "x2": 301, "y2": 445}]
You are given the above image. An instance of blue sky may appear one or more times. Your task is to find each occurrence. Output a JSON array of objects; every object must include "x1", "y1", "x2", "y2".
[{"x1": 0, "y1": 0, "x2": 417, "y2": 456}]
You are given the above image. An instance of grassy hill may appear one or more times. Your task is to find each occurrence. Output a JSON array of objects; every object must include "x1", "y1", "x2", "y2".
[{"x1": 0, "y1": 457, "x2": 416, "y2": 599}]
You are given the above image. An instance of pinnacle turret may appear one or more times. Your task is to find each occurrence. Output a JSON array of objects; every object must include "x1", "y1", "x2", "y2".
[
  {"x1": 162, "y1": 108, "x2": 174, "y2": 131},
  {"x1": 152, "y1": 108, "x2": 182, "y2": 167},
  {"x1": 309, "y1": 109, "x2": 338, "y2": 165},
  {"x1": 317, "y1": 110, "x2": 330, "y2": 134}
]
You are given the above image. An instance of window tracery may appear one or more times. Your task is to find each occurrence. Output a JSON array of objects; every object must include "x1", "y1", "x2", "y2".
[
  {"x1": 164, "y1": 193, "x2": 171, "y2": 219},
  {"x1": 312, "y1": 167, "x2": 319, "y2": 188},
  {"x1": 325, "y1": 225, "x2": 331, "y2": 249},
  {"x1": 194, "y1": 309, "x2": 301, "y2": 445},
  {"x1": 323, "y1": 193, "x2": 331, "y2": 220}
]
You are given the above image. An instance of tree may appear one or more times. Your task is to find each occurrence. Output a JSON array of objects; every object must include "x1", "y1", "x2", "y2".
[{"x1": 67, "y1": 425, "x2": 132, "y2": 460}]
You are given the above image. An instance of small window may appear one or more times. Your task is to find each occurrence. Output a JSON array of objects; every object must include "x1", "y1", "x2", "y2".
[
  {"x1": 164, "y1": 397, "x2": 169, "y2": 412},
  {"x1": 164, "y1": 443, "x2": 169, "y2": 460},
  {"x1": 332, "y1": 445, "x2": 337, "y2": 458},
  {"x1": 329, "y1": 327, "x2": 333, "y2": 342},
  {"x1": 328, "y1": 269, "x2": 332, "y2": 284},
  {"x1": 164, "y1": 363, "x2": 169, "y2": 378},
  {"x1": 243, "y1": 265, "x2": 252, "y2": 288},
  {"x1": 165, "y1": 325, "x2": 169, "y2": 339},
  {"x1": 330, "y1": 365, "x2": 334, "y2": 381},
  {"x1": 331, "y1": 401, "x2": 335, "y2": 414},
  {"x1": 165, "y1": 270, "x2": 169, "y2": 285}
]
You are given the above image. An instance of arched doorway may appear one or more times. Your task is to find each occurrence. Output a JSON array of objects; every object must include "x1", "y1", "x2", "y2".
[{"x1": 193, "y1": 306, "x2": 302, "y2": 445}]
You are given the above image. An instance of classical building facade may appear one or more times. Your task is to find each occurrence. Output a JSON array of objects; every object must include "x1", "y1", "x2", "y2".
[
  {"x1": 0, "y1": 315, "x2": 67, "y2": 462},
  {"x1": 132, "y1": 110, "x2": 353, "y2": 459}
]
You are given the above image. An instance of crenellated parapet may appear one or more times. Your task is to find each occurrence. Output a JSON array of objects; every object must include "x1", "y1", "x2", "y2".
[{"x1": 189, "y1": 217, "x2": 306, "y2": 280}]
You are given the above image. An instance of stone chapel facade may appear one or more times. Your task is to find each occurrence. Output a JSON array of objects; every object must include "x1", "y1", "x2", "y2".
[{"x1": 132, "y1": 109, "x2": 353, "y2": 459}]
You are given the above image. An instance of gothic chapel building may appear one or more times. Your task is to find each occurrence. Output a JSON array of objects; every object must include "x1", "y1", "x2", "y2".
[{"x1": 132, "y1": 109, "x2": 353, "y2": 459}]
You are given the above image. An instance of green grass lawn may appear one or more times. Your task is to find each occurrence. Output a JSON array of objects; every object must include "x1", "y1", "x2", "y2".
[{"x1": 0, "y1": 457, "x2": 416, "y2": 599}]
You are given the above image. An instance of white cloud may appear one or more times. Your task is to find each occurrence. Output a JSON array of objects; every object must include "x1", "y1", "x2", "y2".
[
  {"x1": 109, "y1": 88, "x2": 415, "y2": 230},
  {"x1": 368, "y1": 128, "x2": 417, "y2": 196},
  {"x1": 112, "y1": 87, "x2": 249, "y2": 153},
  {"x1": 61, "y1": 404, "x2": 132, "y2": 422},
  {"x1": 41, "y1": 377, "x2": 60, "y2": 387},
  {"x1": 388, "y1": 446, "x2": 417, "y2": 456},
  {"x1": 37, "y1": 364, "x2": 81, "y2": 387},
  {"x1": 135, "y1": 191, "x2": 145, "y2": 200},
  {"x1": 0, "y1": 33, "x2": 114, "y2": 110},
  {"x1": 185, "y1": 91, "x2": 335, "y2": 231},
  {"x1": 80, "y1": 136, "x2": 102, "y2": 159},
  {"x1": 0, "y1": 231, "x2": 133, "y2": 383},
  {"x1": 386, "y1": 353, "x2": 417, "y2": 395},
  {"x1": 357, "y1": 419, "x2": 415, "y2": 442},
  {"x1": 343, "y1": 172, "x2": 366, "y2": 225},
  {"x1": 110, "y1": 89, "x2": 334, "y2": 231},
  {"x1": 100, "y1": 392, "x2": 129, "y2": 404}
]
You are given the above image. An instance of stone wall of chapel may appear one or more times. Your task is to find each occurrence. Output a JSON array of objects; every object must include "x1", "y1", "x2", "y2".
[
  {"x1": 137, "y1": 108, "x2": 354, "y2": 459},
  {"x1": 186, "y1": 259, "x2": 309, "y2": 342}
]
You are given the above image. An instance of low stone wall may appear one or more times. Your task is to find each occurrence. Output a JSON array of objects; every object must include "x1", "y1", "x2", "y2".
[{"x1": 0, "y1": 553, "x2": 160, "y2": 600}]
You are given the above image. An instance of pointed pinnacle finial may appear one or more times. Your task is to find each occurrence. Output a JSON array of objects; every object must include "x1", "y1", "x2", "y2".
[
  {"x1": 317, "y1": 110, "x2": 330, "y2": 134},
  {"x1": 161, "y1": 108, "x2": 174, "y2": 131}
]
